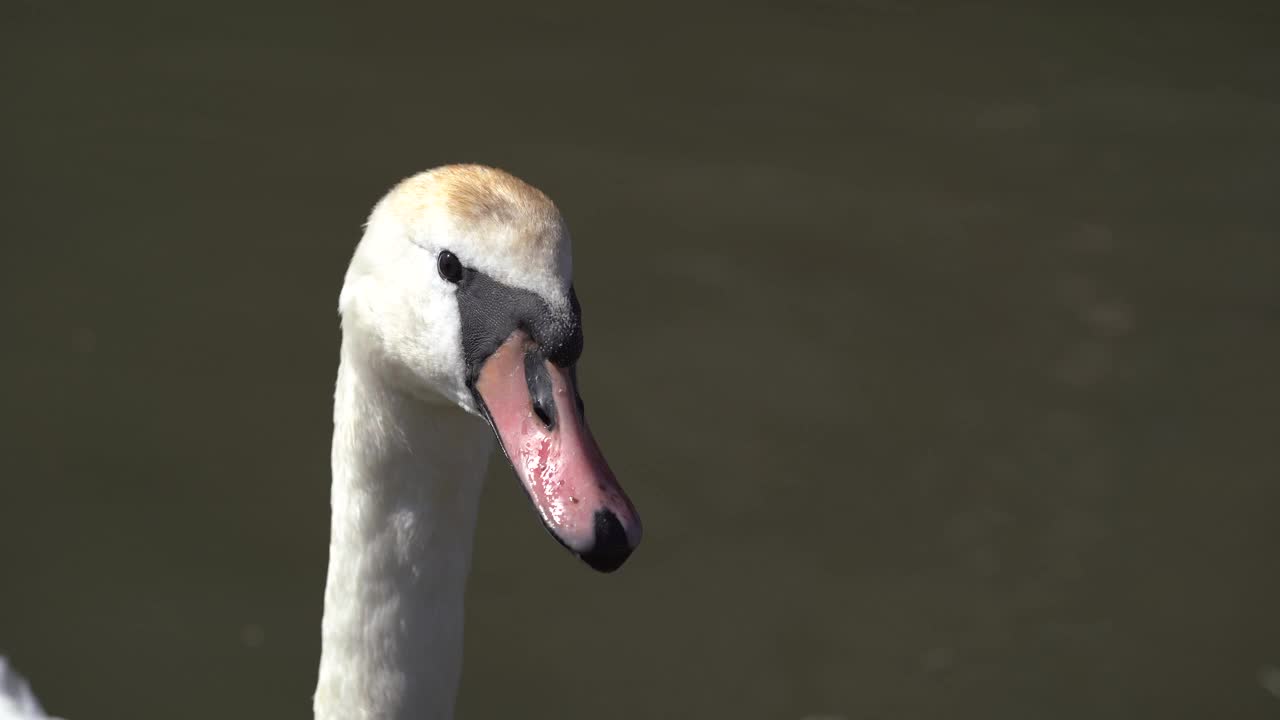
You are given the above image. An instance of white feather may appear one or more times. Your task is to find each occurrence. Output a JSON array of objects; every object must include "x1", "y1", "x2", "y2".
[{"x1": 0, "y1": 657, "x2": 60, "y2": 720}]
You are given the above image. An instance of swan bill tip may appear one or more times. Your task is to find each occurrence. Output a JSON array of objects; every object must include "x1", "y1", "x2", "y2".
[{"x1": 578, "y1": 509, "x2": 637, "y2": 573}]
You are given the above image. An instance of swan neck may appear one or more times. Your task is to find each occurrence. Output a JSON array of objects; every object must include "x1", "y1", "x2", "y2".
[{"x1": 315, "y1": 342, "x2": 493, "y2": 720}]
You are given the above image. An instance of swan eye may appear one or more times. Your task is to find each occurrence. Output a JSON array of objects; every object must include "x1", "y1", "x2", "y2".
[{"x1": 437, "y1": 250, "x2": 463, "y2": 284}]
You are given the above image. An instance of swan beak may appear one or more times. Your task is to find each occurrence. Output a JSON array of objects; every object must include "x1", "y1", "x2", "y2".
[{"x1": 473, "y1": 331, "x2": 642, "y2": 572}]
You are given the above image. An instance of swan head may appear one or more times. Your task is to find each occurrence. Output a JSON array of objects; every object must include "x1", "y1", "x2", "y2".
[{"x1": 339, "y1": 164, "x2": 641, "y2": 572}]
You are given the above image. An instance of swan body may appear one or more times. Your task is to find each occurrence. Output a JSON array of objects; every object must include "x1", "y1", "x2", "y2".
[
  {"x1": 315, "y1": 165, "x2": 641, "y2": 720},
  {"x1": 0, "y1": 657, "x2": 57, "y2": 720}
]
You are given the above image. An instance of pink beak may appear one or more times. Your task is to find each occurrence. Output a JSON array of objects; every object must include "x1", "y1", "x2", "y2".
[{"x1": 473, "y1": 331, "x2": 642, "y2": 571}]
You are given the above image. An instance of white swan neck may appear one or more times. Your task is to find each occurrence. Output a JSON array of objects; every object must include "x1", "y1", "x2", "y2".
[{"x1": 315, "y1": 341, "x2": 493, "y2": 720}]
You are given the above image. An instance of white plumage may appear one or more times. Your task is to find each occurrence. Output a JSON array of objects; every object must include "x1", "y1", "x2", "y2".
[{"x1": 0, "y1": 657, "x2": 58, "y2": 720}]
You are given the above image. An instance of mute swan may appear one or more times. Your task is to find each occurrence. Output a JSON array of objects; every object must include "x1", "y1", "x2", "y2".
[
  {"x1": 0, "y1": 166, "x2": 635, "y2": 720},
  {"x1": 315, "y1": 165, "x2": 642, "y2": 720}
]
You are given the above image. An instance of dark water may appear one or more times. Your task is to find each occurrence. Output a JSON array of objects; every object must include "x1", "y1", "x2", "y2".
[{"x1": 3, "y1": 2, "x2": 1279, "y2": 718}]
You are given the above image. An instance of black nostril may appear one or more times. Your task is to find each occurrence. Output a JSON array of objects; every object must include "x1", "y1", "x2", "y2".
[
  {"x1": 579, "y1": 509, "x2": 634, "y2": 573},
  {"x1": 532, "y1": 397, "x2": 553, "y2": 427},
  {"x1": 523, "y1": 351, "x2": 556, "y2": 430}
]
